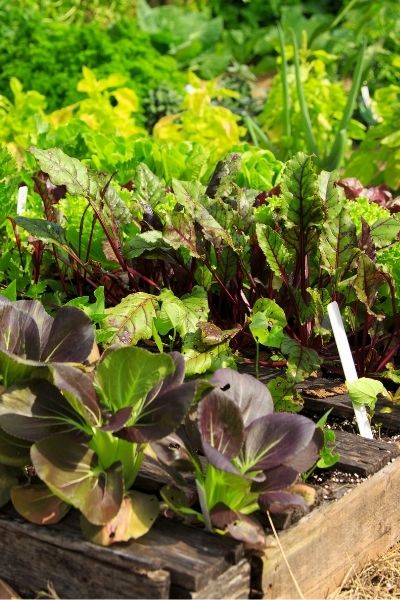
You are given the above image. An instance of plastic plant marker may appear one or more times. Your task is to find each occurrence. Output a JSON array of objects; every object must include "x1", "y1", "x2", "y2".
[
  {"x1": 17, "y1": 186, "x2": 28, "y2": 215},
  {"x1": 327, "y1": 301, "x2": 373, "y2": 439}
]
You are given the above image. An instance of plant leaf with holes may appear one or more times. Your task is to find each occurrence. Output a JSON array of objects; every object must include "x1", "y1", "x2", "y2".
[
  {"x1": 250, "y1": 298, "x2": 287, "y2": 349},
  {"x1": 29, "y1": 147, "x2": 100, "y2": 197},
  {"x1": 101, "y1": 292, "x2": 158, "y2": 346}
]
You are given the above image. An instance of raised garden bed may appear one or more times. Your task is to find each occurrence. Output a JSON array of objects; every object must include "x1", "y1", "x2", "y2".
[{"x1": 0, "y1": 384, "x2": 399, "y2": 600}]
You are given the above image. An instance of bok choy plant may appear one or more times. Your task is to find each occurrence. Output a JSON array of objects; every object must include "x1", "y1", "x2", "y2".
[
  {"x1": 0, "y1": 299, "x2": 199, "y2": 545},
  {"x1": 155, "y1": 369, "x2": 322, "y2": 546}
]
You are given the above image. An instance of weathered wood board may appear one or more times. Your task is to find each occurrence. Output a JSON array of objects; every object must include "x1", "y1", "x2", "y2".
[
  {"x1": 298, "y1": 377, "x2": 400, "y2": 431},
  {"x1": 0, "y1": 416, "x2": 398, "y2": 599},
  {"x1": 0, "y1": 511, "x2": 248, "y2": 599},
  {"x1": 333, "y1": 429, "x2": 400, "y2": 475},
  {"x1": 261, "y1": 456, "x2": 400, "y2": 599}
]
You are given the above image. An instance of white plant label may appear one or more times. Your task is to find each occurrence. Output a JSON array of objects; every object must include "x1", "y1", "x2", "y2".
[
  {"x1": 327, "y1": 301, "x2": 373, "y2": 439},
  {"x1": 17, "y1": 185, "x2": 28, "y2": 215}
]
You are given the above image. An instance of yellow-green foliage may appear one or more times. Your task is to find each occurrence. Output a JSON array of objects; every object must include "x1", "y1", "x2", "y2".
[
  {"x1": 153, "y1": 73, "x2": 245, "y2": 163},
  {"x1": 49, "y1": 67, "x2": 144, "y2": 138},
  {"x1": 0, "y1": 78, "x2": 47, "y2": 156}
]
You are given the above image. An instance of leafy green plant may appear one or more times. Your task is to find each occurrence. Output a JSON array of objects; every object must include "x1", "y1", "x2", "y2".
[
  {"x1": 137, "y1": 0, "x2": 226, "y2": 75},
  {"x1": 153, "y1": 74, "x2": 245, "y2": 164},
  {"x1": 0, "y1": 7, "x2": 184, "y2": 111},
  {"x1": 156, "y1": 368, "x2": 322, "y2": 544},
  {"x1": 345, "y1": 85, "x2": 400, "y2": 191},
  {"x1": 254, "y1": 152, "x2": 400, "y2": 377},
  {"x1": 302, "y1": 410, "x2": 339, "y2": 480},
  {"x1": 259, "y1": 35, "x2": 366, "y2": 169},
  {"x1": 346, "y1": 377, "x2": 388, "y2": 414},
  {"x1": 249, "y1": 299, "x2": 321, "y2": 411},
  {"x1": 0, "y1": 79, "x2": 47, "y2": 152},
  {"x1": 0, "y1": 295, "x2": 95, "y2": 387},
  {"x1": 0, "y1": 299, "x2": 200, "y2": 544}
]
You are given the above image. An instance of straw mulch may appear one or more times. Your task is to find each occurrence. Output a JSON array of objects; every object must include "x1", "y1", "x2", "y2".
[{"x1": 331, "y1": 542, "x2": 400, "y2": 599}]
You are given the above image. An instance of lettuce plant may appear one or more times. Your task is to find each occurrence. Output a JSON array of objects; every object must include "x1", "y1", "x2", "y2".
[
  {"x1": 156, "y1": 369, "x2": 322, "y2": 545},
  {"x1": 345, "y1": 85, "x2": 400, "y2": 191},
  {"x1": 153, "y1": 73, "x2": 245, "y2": 164}
]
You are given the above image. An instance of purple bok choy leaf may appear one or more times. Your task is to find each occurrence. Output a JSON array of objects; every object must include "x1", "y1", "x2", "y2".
[
  {"x1": 0, "y1": 297, "x2": 95, "y2": 387},
  {"x1": 96, "y1": 350, "x2": 198, "y2": 443},
  {"x1": 31, "y1": 433, "x2": 123, "y2": 525},
  {"x1": 0, "y1": 367, "x2": 106, "y2": 526},
  {"x1": 154, "y1": 369, "x2": 322, "y2": 545}
]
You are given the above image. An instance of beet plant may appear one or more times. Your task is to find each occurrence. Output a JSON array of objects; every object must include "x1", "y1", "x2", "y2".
[
  {"x1": 253, "y1": 152, "x2": 400, "y2": 387},
  {"x1": 12, "y1": 146, "x2": 400, "y2": 397}
]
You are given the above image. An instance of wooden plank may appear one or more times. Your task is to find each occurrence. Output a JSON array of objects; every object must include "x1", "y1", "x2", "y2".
[
  {"x1": 0, "y1": 578, "x2": 20, "y2": 599},
  {"x1": 298, "y1": 377, "x2": 400, "y2": 431},
  {"x1": 0, "y1": 510, "x2": 244, "y2": 598},
  {"x1": 133, "y1": 518, "x2": 244, "y2": 592},
  {"x1": 333, "y1": 430, "x2": 400, "y2": 476},
  {"x1": 172, "y1": 560, "x2": 251, "y2": 599},
  {"x1": 0, "y1": 514, "x2": 170, "y2": 599},
  {"x1": 261, "y1": 456, "x2": 400, "y2": 599}
]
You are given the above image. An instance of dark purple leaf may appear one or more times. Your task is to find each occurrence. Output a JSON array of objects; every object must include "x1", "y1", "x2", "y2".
[
  {"x1": 202, "y1": 440, "x2": 242, "y2": 476},
  {"x1": 0, "y1": 306, "x2": 40, "y2": 360},
  {"x1": 210, "y1": 368, "x2": 273, "y2": 426},
  {"x1": 146, "y1": 452, "x2": 190, "y2": 487},
  {"x1": 241, "y1": 413, "x2": 316, "y2": 473},
  {"x1": 80, "y1": 491, "x2": 159, "y2": 545},
  {"x1": 286, "y1": 428, "x2": 324, "y2": 472},
  {"x1": 159, "y1": 352, "x2": 185, "y2": 391},
  {"x1": 145, "y1": 352, "x2": 185, "y2": 403},
  {"x1": 117, "y1": 380, "x2": 197, "y2": 443},
  {"x1": 210, "y1": 503, "x2": 265, "y2": 547},
  {"x1": 150, "y1": 434, "x2": 193, "y2": 466},
  {"x1": 251, "y1": 465, "x2": 299, "y2": 493},
  {"x1": 0, "y1": 380, "x2": 85, "y2": 441},
  {"x1": 366, "y1": 185, "x2": 393, "y2": 207},
  {"x1": 0, "y1": 428, "x2": 31, "y2": 467},
  {"x1": 40, "y1": 306, "x2": 94, "y2": 363},
  {"x1": 49, "y1": 364, "x2": 102, "y2": 425},
  {"x1": 198, "y1": 391, "x2": 244, "y2": 459},
  {"x1": 359, "y1": 219, "x2": 376, "y2": 260},
  {"x1": 13, "y1": 299, "x2": 54, "y2": 349},
  {"x1": 338, "y1": 179, "x2": 398, "y2": 212},
  {"x1": 101, "y1": 407, "x2": 133, "y2": 432},
  {"x1": 337, "y1": 177, "x2": 364, "y2": 199},
  {"x1": 176, "y1": 417, "x2": 203, "y2": 458},
  {"x1": 258, "y1": 490, "x2": 308, "y2": 514}
]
